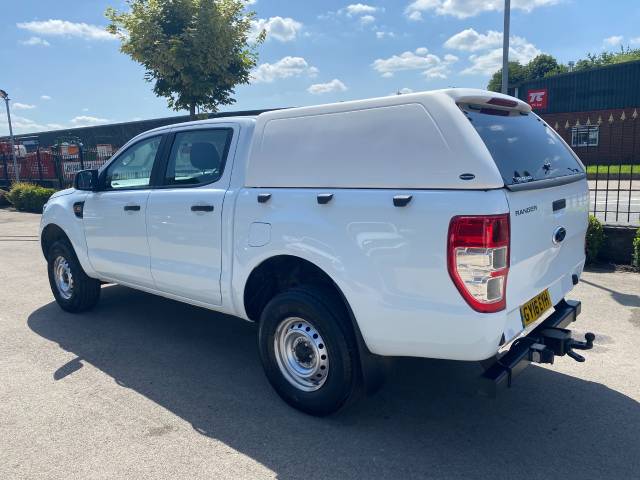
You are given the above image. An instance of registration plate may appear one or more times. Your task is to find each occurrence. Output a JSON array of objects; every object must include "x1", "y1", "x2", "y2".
[{"x1": 520, "y1": 289, "x2": 552, "y2": 328}]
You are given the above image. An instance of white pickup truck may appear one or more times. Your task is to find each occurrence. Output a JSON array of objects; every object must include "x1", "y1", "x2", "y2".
[{"x1": 40, "y1": 89, "x2": 595, "y2": 415}]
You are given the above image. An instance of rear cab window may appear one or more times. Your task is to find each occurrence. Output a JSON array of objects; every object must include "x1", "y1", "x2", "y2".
[{"x1": 462, "y1": 106, "x2": 584, "y2": 188}]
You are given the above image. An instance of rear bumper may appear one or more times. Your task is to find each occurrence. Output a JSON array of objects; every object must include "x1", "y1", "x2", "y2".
[{"x1": 480, "y1": 299, "x2": 591, "y2": 395}]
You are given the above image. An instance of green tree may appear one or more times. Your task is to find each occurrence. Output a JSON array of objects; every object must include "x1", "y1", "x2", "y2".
[
  {"x1": 487, "y1": 61, "x2": 527, "y2": 92},
  {"x1": 487, "y1": 47, "x2": 640, "y2": 90},
  {"x1": 574, "y1": 47, "x2": 640, "y2": 72},
  {"x1": 526, "y1": 54, "x2": 567, "y2": 79},
  {"x1": 106, "y1": 0, "x2": 264, "y2": 118}
]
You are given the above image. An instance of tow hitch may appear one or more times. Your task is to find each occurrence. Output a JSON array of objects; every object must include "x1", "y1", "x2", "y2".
[
  {"x1": 535, "y1": 328, "x2": 595, "y2": 363},
  {"x1": 480, "y1": 300, "x2": 596, "y2": 395}
]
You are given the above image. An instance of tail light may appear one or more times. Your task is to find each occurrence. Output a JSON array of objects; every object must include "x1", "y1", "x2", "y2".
[{"x1": 447, "y1": 214, "x2": 510, "y2": 313}]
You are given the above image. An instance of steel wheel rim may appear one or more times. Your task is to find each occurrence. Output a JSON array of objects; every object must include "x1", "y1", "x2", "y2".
[
  {"x1": 53, "y1": 256, "x2": 74, "y2": 300},
  {"x1": 274, "y1": 317, "x2": 329, "y2": 392}
]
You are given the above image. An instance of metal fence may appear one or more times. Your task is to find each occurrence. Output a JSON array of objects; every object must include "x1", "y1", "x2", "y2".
[
  {"x1": 588, "y1": 165, "x2": 639, "y2": 225},
  {"x1": 0, "y1": 145, "x2": 117, "y2": 189}
]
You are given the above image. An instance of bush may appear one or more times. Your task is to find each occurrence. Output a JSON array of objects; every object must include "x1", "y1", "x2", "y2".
[
  {"x1": 633, "y1": 228, "x2": 640, "y2": 268},
  {"x1": 585, "y1": 215, "x2": 605, "y2": 264},
  {"x1": 0, "y1": 188, "x2": 10, "y2": 207},
  {"x1": 6, "y1": 182, "x2": 57, "y2": 213}
]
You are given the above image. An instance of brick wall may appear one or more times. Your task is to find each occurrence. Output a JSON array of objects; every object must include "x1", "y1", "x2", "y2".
[{"x1": 540, "y1": 107, "x2": 640, "y2": 165}]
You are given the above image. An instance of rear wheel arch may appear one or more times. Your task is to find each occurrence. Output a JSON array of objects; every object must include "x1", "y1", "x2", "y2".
[{"x1": 243, "y1": 255, "x2": 387, "y2": 393}]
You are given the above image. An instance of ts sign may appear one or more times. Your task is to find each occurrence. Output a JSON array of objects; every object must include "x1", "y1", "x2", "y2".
[{"x1": 527, "y1": 89, "x2": 548, "y2": 110}]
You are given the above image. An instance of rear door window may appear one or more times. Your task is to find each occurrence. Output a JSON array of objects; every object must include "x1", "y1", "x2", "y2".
[
  {"x1": 164, "y1": 129, "x2": 232, "y2": 186},
  {"x1": 463, "y1": 107, "x2": 583, "y2": 186}
]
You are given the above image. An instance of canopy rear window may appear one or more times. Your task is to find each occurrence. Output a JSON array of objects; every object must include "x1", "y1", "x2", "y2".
[{"x1": 463, "y1": 106, "x2": 583, "y2": 186}]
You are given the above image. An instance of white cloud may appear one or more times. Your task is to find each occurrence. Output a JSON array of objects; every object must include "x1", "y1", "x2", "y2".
[
  {"x1": 376, "y1": 30, "x2": 395, "y2": 39},
  {"x1": 16, "y1": 19, "x2": 116, "y2": 41},
  {"x1": 12, "y1": 103, "x2": 36, "y2": 110},
  {"x1": 71, "y1": 115, "x2": 109, "y2": 126},
  {"x1": 252, "y1": 56, "x2": 319, "y2": 83},
  {"x1": 444, "y1": 29, "x2": 503, "y2": 52},
  {"x1": 46, "y1": 123, "x2": 65, "y2": 130},
  {"x1": 631, "y1": 37, "x2": 640, "y2": 45},
  {"x1": 19, "y1": 36, "x2": 50, "y2": 47},
  {"x1": 372, "y1": 47, "x2": 458, "y2": 79},
  {"x1": 307, "y1": 79, "x2": 348, "y2": 95},
  {"x1": 390, "y1": 87, "x2": 415, "y2": 95},
  {"x1": 405, "y1": 0, "x2": 560, "y2": 20},
  {"x1": 0, "y1": 114, "x2": 47, "y2": 134},
  {"x1": 41, "y1": 95, "x2": 52, "y2": 100},
  {"x1": 462, "y1": 38, "x2": 540, "y2": 75},
  {"x1": 359, "y1": 15, "x2": 376, "y2": 25},
  {"x1": 603, "y1": 35, "x2": 624, "y2": 47},
  {"x1": 343, "y1": 4, "x2": 380, "y2": 16},
  {"x1": 250, "y1": 16, "x2": 303, "y2": 42},
  {"x1": 443, "y1": 28, "x2": 540, "y2": 76}
]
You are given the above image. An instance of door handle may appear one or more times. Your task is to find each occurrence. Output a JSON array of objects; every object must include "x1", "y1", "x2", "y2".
[
  {"x1": 123, "y1": 205, "x2": 141, "y2": 211},
  {"x1": 191, "y1": 204, "x2": 214, "y2": 212}
]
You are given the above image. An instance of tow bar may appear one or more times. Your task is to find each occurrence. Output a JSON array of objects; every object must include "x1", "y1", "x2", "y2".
[{"x1": 480, "y1": 300, "x2": 595, "y2": 395}]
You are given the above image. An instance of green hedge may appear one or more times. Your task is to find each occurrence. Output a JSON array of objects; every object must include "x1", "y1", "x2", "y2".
[
  {"x1": 6, "y1": 182, "x2": 57, "y2": 213},
  {"x1": 0, "y1": 189, "x2": 9, "y2": 207},
  {"x1": 586, "y1": 215, "x2": 605, "y2": 264},
  {"x1": 633, "y1": 228, "x2": 640, "y2": 268}
]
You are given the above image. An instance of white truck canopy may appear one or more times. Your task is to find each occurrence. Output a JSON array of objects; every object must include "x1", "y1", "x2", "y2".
[{"x1": 244, "y1": 89, "x2": 528, "y2": 189}]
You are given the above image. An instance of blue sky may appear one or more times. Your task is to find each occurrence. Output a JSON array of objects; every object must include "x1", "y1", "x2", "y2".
[{"x1": 2, "y1": 0, "x2": 639, "y2": 135}]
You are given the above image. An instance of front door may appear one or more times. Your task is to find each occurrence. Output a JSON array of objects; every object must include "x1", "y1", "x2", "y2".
[
  {"x1": 83, "y1": 135, "x2": 163, "y2": 288},
  {"x1": 146, "y1": 126, "x2": 235, "y2": 305}
]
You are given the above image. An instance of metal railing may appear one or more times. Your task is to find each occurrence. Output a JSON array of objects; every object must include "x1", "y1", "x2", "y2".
[
  {"x1": 0, "y1": 145, "x2": 117, "y2": 189},
  {"x1": 588, "y1": 163, "x2": 639, "y2": 225}
]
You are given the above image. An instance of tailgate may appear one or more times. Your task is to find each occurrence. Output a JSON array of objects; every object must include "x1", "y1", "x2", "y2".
[{"x1": 505, "y1": 179, "x2": 589, "y2": 311}]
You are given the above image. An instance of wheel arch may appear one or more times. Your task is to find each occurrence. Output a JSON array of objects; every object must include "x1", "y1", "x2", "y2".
[
  {"x1": 242, "y1": 254, "x2": 387, "y2": 392},
  {"x1": 41, "y1": 223, "x2": 72, "y2": 259}
]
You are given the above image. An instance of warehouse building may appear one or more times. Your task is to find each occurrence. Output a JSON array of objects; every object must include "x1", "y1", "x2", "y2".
[{"x1": 514, "y1": 60, "x2": 640, "y2": 165}]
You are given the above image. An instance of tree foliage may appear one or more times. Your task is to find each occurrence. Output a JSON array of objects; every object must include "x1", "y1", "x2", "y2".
[
  {"x1": 487, "y1": 47, "x2": 640, "y2": 91},
  {"x1": 106, "y1": 0, "x2": 264, "y2": 117},
  {"x1": 487, "y1": 61, "x2": 527, "y2": 92}
]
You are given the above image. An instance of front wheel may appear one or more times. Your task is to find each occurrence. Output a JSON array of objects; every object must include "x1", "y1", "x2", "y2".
[
  {"x1": 47, "y1": 240, "x2": 101, "y2": 313},
  {"x1": 258, "y1": 286, "x2": 360, "y2": 416}
]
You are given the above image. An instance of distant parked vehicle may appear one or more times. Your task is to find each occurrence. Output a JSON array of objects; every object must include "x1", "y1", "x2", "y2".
[{"x1": 40, "y1": 89, "x2": 595, "y2": 415}]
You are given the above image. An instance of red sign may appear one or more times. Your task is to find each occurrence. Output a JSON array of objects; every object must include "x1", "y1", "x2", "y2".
[{"x1": 527, "y1": 89, "x2": 548, "y2": 110}]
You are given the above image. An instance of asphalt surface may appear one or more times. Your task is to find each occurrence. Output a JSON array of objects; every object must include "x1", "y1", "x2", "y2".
[{"x1": 1, "y1": 209, "x2": 639, "y2": 480}]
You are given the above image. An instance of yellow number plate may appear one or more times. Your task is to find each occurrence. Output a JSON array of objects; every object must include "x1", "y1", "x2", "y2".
[{"x1": 520, "y1": 289, "x2": 552, "y2": 327}]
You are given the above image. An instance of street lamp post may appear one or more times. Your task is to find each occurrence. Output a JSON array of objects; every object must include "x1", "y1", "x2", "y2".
[
  {"x1": 0, "y1": 89, "x2": 19, "y2": 182},
  {"x1": 501, "y1": 0, "x2": 511, "y2": 94}
]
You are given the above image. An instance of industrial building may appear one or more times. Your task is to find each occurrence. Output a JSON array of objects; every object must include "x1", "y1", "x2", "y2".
[{"x1": 514, "y1": 60, "x2": 640, "y2": 165}]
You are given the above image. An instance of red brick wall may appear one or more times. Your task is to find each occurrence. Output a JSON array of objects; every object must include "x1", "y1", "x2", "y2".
[{"x1": 540, "y1": 107, "x2": 640, "y2": 165}]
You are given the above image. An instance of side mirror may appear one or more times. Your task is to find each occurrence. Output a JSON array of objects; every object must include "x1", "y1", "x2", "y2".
[{"x1": 74, "y1": 169, "x2": 99, "y2": 191}]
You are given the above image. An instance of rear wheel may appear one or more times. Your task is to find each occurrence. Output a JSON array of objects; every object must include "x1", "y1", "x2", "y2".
[
  {"x1": 47, "y1": 240, "x2": 101, "y2": 313},
  {"x1": 258, "y1": 286, "x2": 360, "y2": 416}
]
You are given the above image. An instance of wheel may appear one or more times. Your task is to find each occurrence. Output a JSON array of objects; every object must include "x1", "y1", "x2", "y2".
[
  {"x1": 258, "y1": 286, "x2": 360, "y2": 416},
  {"x1": 47, "y1": 240, "x2": 101, "y2": 313}
]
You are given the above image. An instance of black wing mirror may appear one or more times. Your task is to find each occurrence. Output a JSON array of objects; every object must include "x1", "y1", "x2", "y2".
[{"x1": 74, "y1": 169, "x2": 99, "y2": 191}]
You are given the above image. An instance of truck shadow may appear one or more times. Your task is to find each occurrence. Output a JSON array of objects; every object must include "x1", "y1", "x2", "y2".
[{"x1": 28, "y1": 285, "x2": 640, "y2": 480}]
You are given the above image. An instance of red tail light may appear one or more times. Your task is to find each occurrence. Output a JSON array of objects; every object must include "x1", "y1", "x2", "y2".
[{"x1": 447, "y1": 214, "x2": 510, "y2": 313}]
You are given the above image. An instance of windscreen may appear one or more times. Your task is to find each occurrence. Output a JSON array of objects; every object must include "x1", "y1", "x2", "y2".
[{"x1": 463, "y1": 106, "x2": 583, "y2": 186}]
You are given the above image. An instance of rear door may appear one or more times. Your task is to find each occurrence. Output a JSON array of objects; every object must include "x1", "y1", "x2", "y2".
[
  {"x1": 464, "y1": 106, "x2": 589, "y2": 312},
  {"x1": 146, "y1": 125, "x2": 236, "y2": 306}
]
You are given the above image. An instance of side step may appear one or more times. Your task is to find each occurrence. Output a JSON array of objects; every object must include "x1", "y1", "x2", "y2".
[{"x1": 480, "y1": 300, "x2": 595, "y2": 396}]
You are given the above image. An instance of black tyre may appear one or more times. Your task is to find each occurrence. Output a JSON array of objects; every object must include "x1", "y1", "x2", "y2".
[
  {"x1": 258, "y1": 286, "x2": 360, "y2": 416},
  {"x1": 47, "y1": 240, "x2": 101, "y2": 313}
]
